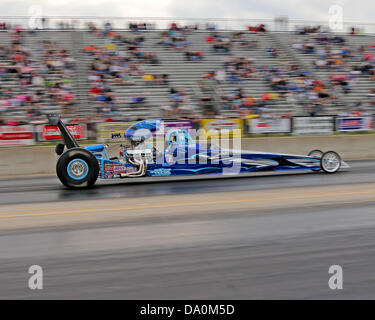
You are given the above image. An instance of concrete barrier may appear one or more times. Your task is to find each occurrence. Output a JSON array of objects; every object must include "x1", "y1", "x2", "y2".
[
  {"x1": 1, "y1": 134, "x2": 375, "y2": 177},
  {"x1": 0, "y1": 146, "x2": 56, "y2": 177}
]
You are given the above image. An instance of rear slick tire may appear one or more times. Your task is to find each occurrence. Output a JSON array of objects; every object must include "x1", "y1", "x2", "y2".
[{"x1": 56, "y1": 148, "x2": 99, "y2": 189}]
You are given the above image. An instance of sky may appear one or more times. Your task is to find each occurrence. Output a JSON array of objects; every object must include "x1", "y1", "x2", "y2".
[{"x1": 0, "y1": 0, "x2": 373, "y2": 23}]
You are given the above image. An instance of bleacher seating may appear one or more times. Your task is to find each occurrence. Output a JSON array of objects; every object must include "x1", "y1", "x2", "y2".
[
  {"x1": 278, "y1": 32, "x2": 375, "y2": 110},
  {"x1": 1, "y1": 28, "x2": 375, "y2": 121}
]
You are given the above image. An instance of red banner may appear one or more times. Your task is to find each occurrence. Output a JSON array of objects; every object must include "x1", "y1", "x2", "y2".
[
  {"x1": 0, "y1": 125, "x2": 35, "y2": 146},
  {"x1": 37, "y1": 124, "x2": 87, "y2": 141}
]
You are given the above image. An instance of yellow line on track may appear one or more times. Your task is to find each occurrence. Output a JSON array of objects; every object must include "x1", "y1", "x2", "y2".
[
  {"x1": 0, "y1": 189, "x2": 374, "y2": 219},
  {"x1": 1, "y1": 187, "x2": 373, "y2": 215}
]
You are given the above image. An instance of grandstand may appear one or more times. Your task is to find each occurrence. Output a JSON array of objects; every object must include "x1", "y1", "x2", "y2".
[
  {"x1": 0, "y1": 24, "x2": 374, "y2": 122},
  {"x1": 279, "y1": 32, "x2": 375, "y2": 110}
]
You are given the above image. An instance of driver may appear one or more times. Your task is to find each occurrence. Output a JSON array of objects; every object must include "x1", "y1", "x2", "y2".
[{"x1": 166, "y1": 129, "x2": 193, "y2": 146}]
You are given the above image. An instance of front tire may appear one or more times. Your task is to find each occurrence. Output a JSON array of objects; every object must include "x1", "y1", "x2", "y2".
[
  {"x1": 56, "y1": 148, "x2": 99, "y2": 188},
  {"x1": 320, "y1": 151, "x2": 341, "y2": 173},
  {"x1": 308, "y1": 149, "x2": 324, "y2": 172},
  {"x1": 308, "y1": 149, "x2": 323, "y2": 158}
]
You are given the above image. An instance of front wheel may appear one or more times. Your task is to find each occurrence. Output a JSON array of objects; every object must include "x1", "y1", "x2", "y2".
[
  {"x1": 308, "y1": 149, "x2": 323, "y2": 158},
  {"x1": 56, "y1": 148, "x2": 99, "y2": 188},
  {"x1": 308, "y1": 149, "x2": 323, "y2": 172},
  {"x1": 320, "y1": 151, "x2": 341, "y2": 173}
]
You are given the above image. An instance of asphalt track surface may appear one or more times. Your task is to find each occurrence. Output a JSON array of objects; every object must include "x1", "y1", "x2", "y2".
[{"x1": 1, "y1": 160, "x2": 375, "y2": 299}]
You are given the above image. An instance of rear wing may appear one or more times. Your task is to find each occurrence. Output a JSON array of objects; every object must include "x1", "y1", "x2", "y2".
[{"x1": 47, "y1": 114, "x2": 80, "y2": 149}]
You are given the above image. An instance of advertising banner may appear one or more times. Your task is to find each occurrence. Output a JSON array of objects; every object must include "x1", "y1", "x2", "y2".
[
  {"x1": 96, "y1": 122, "x2": 135, "y2": 142},
  {"x1": 293, "y1": 117, "x2": 334, "y2": 135},
  {"x1": 163, "y1": 120, "x2": 194, "y2": 133},
  {"x1": 36, "y1": 124, "x2": 87, "y2": 141},
  {"x1": 98, "y1": 121, "x2": 195, "y2": 142},
  {"x1": 247, "y1": 117, "x2": 291, "y2": 134},
  {"x1": 336, "y1": 117, "x2": 374, "y2": 132},
  {"x1": 0, "y1": 125, "x2": 35, "y2": 146},
  {"x1": 199, "y1": 119, "x2": 244, "y2": 138}
]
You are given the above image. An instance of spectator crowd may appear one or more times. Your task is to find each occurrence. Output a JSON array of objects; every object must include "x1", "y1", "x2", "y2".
[
  {"x1": 0, "y1": 21, "x2": 375, "y2": 127},
  {"x1": 0, "y1": 26, "x2": 75, "y2": 124}
]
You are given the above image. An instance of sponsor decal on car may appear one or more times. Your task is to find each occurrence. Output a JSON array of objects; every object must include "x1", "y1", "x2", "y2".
[
  {"x1": 111, "y1": 133, "x2": 122, "y2": 139},
  {"x1": 104, "y1": 162, "x2": 114, "y2": 172},
  {"x1": 125, "y1": 166, "x2": 138, "y2": 173},
  {"x1": 165, "y1": 154, "x2": 174, "y2": 164},
  {"x1": 149, "y1": 168, "x2": 172, "y2": 176},
  {"x1": 113, "y1": 165, "x2": 126, "y2": 174}
]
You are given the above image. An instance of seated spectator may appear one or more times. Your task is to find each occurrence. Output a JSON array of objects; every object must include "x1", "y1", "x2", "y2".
[
  {"x1": 295, "y1": 25, "x2": 321, "y2": 35},
  {"x1": 199, "y1": 73, "x2": 216, "y2": 90},
  {"x1": 143, "y1": 74, "x2": 155, "y2": 85},
  {"x1": 266, "y1": 48, "x2": 279, "y2": 57},
  {"x1": 239, "y1": 39, "x2": 259, "y2": 50},
  {"x1": 83, "y1": 45, "x2": 96, "y2": 53},
  {"x1": 185, "y1": 51, "x2": 203, "y2": 61},
  {"x1": 314, "y1": 59, "x2": 327, "y2": 69},
  {"x1": 215, "y1": 69, "x2": 226, "y2": 84},
  {"x1": 161, "y1": 74, "x2": 169, "y2": 85},
  {"x1": 205, "y1": 23, "x2": 217, "y2": 31},
  {"x1": 161, "y1": 105, "x2": 173, "y2": 117},
  {"x1": 367, "y1": 89, "x2": 375, "y2": 105},
  {"x1": 213, "y1": 40, "x2": 231, "y2": 53},
  {"x1": 248, "y1": 24, "x2": 266, "y2": 33},
  {"x1": 129, "y1": 95, "x2": 146, "y2": 105}
]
